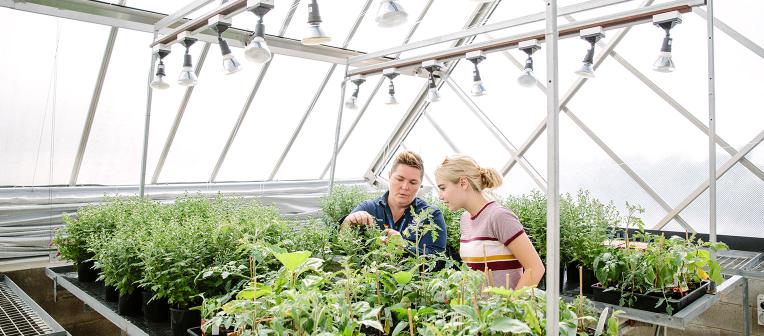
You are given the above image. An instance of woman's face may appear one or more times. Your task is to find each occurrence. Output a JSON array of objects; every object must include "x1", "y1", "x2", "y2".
[{"x1": 436, "y1": 177, "x2": 467, "y2": 212}]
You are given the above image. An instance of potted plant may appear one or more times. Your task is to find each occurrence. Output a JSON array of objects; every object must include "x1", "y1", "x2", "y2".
[{"x1": 592, "y1": 205, "x2": 726, "y2": 314}]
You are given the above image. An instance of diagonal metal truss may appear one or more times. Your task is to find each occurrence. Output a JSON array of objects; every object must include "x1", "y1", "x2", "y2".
[
  {"x1": 497, "y1": 0, "x2": 654, "y2": 177},
  {"x1": 365, "y1": 1, "x2": 504, "y2": 186},
  {"x1": 267, "y1": 0, "x2": 374, "y2": 180},
  {"x1": 151, "y1": 42, "x2": 211, "y2": 183},
  {"x1": 654, "y1": 130, "x2": 763, "y2": 229},
  {"x1": 318, "y1": 0, "x2": 436, "y2": 179},
  {"x1": 69, "y1": 0, "x2": 126, "y2": 186},
  {"x1": 444, "y1": 77, "x2": 548, "y2": 191},
  {"x1": 209, "y1": 0, "x2": 302, "y2": 182}
]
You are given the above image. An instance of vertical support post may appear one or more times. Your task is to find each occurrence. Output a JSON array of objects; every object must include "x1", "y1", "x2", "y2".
[
  {"x1": 545, "y1": 0, "x2": 560, "y2": 334},
  {"x1": 140, "y1": 32, "x2": 158, "y2": 198},
  {"x1": 328, "y1": 65, "x2": 349, "y2": 196},
  {"x1": 743, "y1": 278, "x2": 750, "y2": 336},
  {"x1": 706, "y1": 0, "x2": 717, "y2": 243}
]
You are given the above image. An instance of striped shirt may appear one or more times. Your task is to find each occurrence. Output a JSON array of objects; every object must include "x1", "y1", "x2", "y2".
[{"x1": 460, "y1": 201, "x2": 525, "y2": 289}]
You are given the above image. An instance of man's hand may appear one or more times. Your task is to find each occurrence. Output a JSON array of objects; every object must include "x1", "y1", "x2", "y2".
[{"x1": 342, "y1": 211, "x2": 375, "y2": 226}]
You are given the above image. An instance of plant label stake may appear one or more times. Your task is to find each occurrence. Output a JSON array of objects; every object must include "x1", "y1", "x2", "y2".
[
  {"x1": 578, "y1": 266, "x2": 584, "y2": 330},
  {"x1": 407, "y1": 308, "x2": 414, "y2": 335}
]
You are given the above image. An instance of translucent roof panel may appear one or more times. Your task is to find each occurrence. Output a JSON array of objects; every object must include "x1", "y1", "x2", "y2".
[
  {"x1": 272, "y1": 66, "x2": 347, "y2": 180},
  {"x1": 0, "y1": 9, "x2": 109, "y2": 186},
  {"x1": 399, "y1": 0, "x2": 482, "y2": 58},
  {"x1": 330, "y1": 74, "x2": 429, "y2": 180},
  {"x1": 346, "y1": 0, "x2": 434, "y2": 54},
  {"x1": 77, "y1": 29, "x2": 153, "y2": 185},
  {"x1": 214, "y1": 54, "x2": 334, "y2": 182},
  {"x1": 156, "y1": 45, "x2": 269, "y2": 183}
]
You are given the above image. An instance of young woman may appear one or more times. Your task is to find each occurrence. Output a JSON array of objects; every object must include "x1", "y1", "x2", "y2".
[{"x1": 435, "y1": 154, "x2": 544, "y2": 289}]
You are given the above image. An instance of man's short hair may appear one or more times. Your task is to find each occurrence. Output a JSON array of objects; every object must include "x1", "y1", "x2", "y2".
[{"x1": 391, "y1": 150, "x2": 424, "y2": 179}]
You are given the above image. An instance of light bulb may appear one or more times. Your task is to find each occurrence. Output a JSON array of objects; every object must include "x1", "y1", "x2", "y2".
[
  {"x1": 517, "y1": 69, "x2": 536, "y2": 87},
  {"x1": 653, "y1": 51, "x2": 675, "y2": 73},
  {"x1": 222, "y1": 54, "x2": 242, "y2": 74},
  {"x1": 178, "y1": 66, "x2": 198, "y2": 86},
  {"x1": 245, "y1": 36, "x2": 272, "y2": 63},
  {"x1": 345, "y1": 96, "x2": 357, "y2": 109},
  {"x1": 302, "y1": 23, "x2": 331, "y2": 45},
  {"x1": 471, "y1": 81, "x2": 486, "y2": 96},
  {"x1": 428, "y1": 87, "x2": 440, "y2": 102},
  {"x1": 150, "y1": 75, "x2": 169, "y2": 90},
  {"x1": 575, "y1": 62, "x2": 595, "y2": 78},
  {"x1": 376, "y1": 0, "x2": 408, "y2": 28},
  {"x1": 385, "y1": 94, "x2": 398, "y2": 105}
]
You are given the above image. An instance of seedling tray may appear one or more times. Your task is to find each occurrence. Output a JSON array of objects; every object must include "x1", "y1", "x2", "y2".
[{"x1": 591, "y1": 281, "x2": 710, "y2": 315}]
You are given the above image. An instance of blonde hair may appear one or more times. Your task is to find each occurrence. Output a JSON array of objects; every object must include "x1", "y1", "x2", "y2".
[
  {"x1": 392, "y1": 150, "x2": 424, "y2": 179},
  {"x1": 435, "y1": 154, "x2": 502, "y2": 191}
]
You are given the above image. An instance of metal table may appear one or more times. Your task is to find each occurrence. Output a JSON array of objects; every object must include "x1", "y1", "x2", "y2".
[
  {"x1": 44, "y1": 265, "x2": 172, "y2": 336},
  {"x1": 717, "y1": 250, "x2": 764, "y2": 336},
  {"x1": 563, "y1": 275, "x2": 743, "y2": 334},
  {"x1": 0, "y1": 274, "x2": 68, "y2": 336}
]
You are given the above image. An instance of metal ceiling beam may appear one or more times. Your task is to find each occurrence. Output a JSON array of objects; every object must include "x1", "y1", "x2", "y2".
[
  {"x1": 693, "y1": 8, "x2": 764, "y2": 59},
  {"x1": 154, "y1": 0, "x2": 214, "y2": 31},
  {"x1": 365, "y1": 1, "x2": 503, "y2": 186},
  {"x1": 268, "y1": 0, "x2": 374, "y2": 180},
  {"x1": 0, "y1": 0, "x2": 391, "y2": 66},
  {"x1": 317, "y1": 0, "x2": 436, "y2": 180},
  {"x1": 653, "y1": 130, "x2": 763, "y2": 229},
  {"x1": 499, "y1": 0, "x2": 656, "y2": 177},
  {"x1": 424, "y1": 112, "x2": 461, "y2": 153},
  {"x1": 349, "y1": 0, "x2": 635, "y2": 66},
  {"x1": 209, "y1": 0, "x2": 301, "y2": 183},
  {"x1": 444, "y1": 77, "x2": 548, "y2": 191},
  {"x1": 69, "y1": 2, "x2": 124, "y2": 186},
  {"x1": 151, "y1": 43, "x2": 211, "y2": 184},
  {"x1": 349, "y1": 0, "x2": 703, "y2": 77}
]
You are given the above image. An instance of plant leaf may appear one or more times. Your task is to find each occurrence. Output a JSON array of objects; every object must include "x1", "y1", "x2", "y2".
[
  {"x1": 273, "y1": 251, "x2": 311, "y2": 272},
  {"x1": 392, "y1": 271, "x2": 413, "y2": 285},
  {"x1": 489, "y1": 317, "x2": 531, "y2": 333}
]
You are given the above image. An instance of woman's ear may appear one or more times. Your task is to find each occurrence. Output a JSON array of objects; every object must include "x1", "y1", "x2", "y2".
[{"x1": 459, "y1": 176, "x2": 469, "y2": 190}]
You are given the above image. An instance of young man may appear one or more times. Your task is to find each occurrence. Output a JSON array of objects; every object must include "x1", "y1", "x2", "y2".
[{"x1": 342, "y1": 151, "x2": 447, "y2": 255}]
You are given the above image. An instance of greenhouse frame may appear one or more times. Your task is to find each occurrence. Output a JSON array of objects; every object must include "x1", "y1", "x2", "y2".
[{"x1": 0, "y1": 0, "x2": 762, "y2": 335}]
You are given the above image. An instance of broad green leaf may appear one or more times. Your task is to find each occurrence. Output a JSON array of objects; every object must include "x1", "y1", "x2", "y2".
[
  {"x1": 392, "y1": 320, "x2": 408, "y2": 336},
  {"x1": 393, "y1": 271, "x2": 413, "y2": 285},
  {"x1": 274, "y1": 251, "x2": 311, "y2": 272},
  {"x1": 489, "y1": 317, "x2": 531, "y2": 333},
  {"x1": 359, "y1": 320, "x2": 384, "y2": 332}
]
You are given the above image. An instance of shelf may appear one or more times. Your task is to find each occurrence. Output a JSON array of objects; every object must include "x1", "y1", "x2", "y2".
[
  {"x1": 44, "y1": 266, "x2": 172, "y2": 336},
  {"x1": 562, "y1": 275, "x2": 743, "y2": 330}
]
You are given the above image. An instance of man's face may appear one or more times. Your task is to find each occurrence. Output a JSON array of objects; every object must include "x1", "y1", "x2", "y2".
[{"x1": 388, "y1": 165, "x2": 422, "y2": 208}]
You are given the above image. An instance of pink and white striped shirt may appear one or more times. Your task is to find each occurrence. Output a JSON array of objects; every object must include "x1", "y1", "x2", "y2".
[{"x1": 459, "y1": 201, "x2": 526, "y2": 289}]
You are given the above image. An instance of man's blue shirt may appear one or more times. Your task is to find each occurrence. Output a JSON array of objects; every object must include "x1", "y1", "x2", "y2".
[{"x1": 350, "y1": 191, "x2": 447, "y2": 254}]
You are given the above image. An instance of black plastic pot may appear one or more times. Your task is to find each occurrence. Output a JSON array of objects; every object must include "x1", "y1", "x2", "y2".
[
  {"x1": 171, "y1": 308, "x2": 201, "y2": 336},
  {"x1": 142, "y1": 290, "x2": 169, "y2": 322},
  {"x1": 565, "y1": 264, "x2": 596, "y2": 294},
  {"x1": 103, "y1": 285, "x2": 119, "y2": 302},
  {"x1": 591, "y1": 281, "x2": 710, "y2": 315},
  {"x1": 117, "y1": 290, "x2": 142, "y2": 316},
  {"x1": 77, "y1": 260, "x2": 98, "y2": 282}
]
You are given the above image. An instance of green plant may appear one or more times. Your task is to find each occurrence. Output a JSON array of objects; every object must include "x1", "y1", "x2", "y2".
[
  {"x1": 421, "y1": 194, "x2": 463, "y2": 258},
  {"x1": 320, "y1": 185, "x2": 380, "y2": 226},
  {"x1": 593, "y1": 204, "x2": 728, "y2": 313}
]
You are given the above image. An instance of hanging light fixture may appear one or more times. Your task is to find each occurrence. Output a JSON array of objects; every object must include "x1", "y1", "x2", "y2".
[
  {"x1": 245, "y1": 0, "x2": 275, "y2": 64},
  {"x1": 376, "y1": 0, "x2": 408, "y2": 28},
  {"x1": 574, "y1": 27, "x2": 605, "y2": 78},
  {"x1": 383, "y1": 68, "x2": 400, "y2": 105},
  {"x1": 177, "y1": 33, "x2": 198, "y2": 87},
  {"x1": 466, "y1": 51, "x2": 486, "y2": 96},
  {"x1": 302, "y1": 0, "x2": 331, "y2": 45},
  {"x1": 209, "y1": 15, "x2": 242, "y2": 74},
  {"x1": 422, "y1": 60, "x2": 441, "y2": 103},
  {"x1": 517, "y1": 39, "x2": 540, "y2": 88},
  {"x1": 150, "y1": 45, "x2": 171, "y2": 90},
  {"x1": 652, "y1": 11, "x2": 682, "y2": 73},
  {"x1": 345, "y1": 75, "x2": 366, "y2": 109}
]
